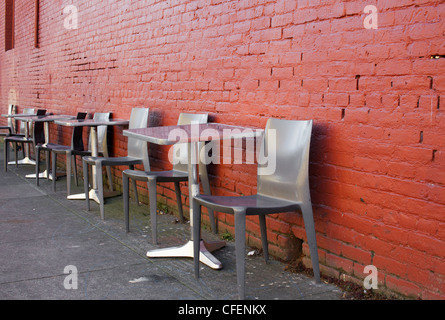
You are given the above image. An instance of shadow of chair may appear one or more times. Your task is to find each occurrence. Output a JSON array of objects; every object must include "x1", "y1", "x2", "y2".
[
  {"x1": 122, "y1": 113, "x2": 216, "y2": 245},
  {"x1": 83, "y1": 108, "x2": 150, "y2": 220},
  {"x1": 4, "y1": 109, "x2": 46, "y2": 171},
  {"x1": 192, "y1": 118, "x2": 321, "y2": 299},
  {"x1": 35, "y1": 112, "x2": 88, "y2": 194}
]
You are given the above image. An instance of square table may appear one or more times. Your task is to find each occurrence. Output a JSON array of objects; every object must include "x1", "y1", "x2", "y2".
[
  {"x1": 54, "y1": 118, "x2": 129, "y2": 202},
  {"x1": 14, "y1": 114, "x2": 76, "y2": 179},
  {"x1": 123, "y1": 123, "x2": 263, "y2": 270}
]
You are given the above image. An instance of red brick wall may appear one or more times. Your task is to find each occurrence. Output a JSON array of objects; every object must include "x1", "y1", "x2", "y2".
[{"x1": 1, "y1": 0, "x2": 444, "y2": 299}]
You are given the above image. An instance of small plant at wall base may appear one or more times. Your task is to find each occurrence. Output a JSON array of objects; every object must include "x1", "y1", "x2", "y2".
[
  {"x1": 221, "y1": 230, "x2": 234, "y2": 241},
  {"x1": 284, "y1": 260, "x2": 398, "y2": 300}
]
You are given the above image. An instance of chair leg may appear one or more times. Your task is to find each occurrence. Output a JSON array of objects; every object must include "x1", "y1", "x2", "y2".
[
  {"x1": 258, "y1": 215, "x2": 269, "y2": 263},
  {"x1": 72, "y1": 155, "x2": 78, "y2": 186},
  {"x1": 199, "y1": 162, "x2": 216, "y2": 233},
  {"x1": 66, "y1": 152, "x2": 72, "y2": 195},
  {"x1": 15, "y1": 143, "x2": 18, "y2": 168},
  {"x1": 4, "y1": 140, "x2": 8, "y2": 172},
  {"x1": 148, "y1": 179, "x2": 157, "y2": 244},
  {"x1": 52, "y1": 152, "x2": 57, "y2": 192},
  {"x1": 105, "y1": 166, "x2": 113, "y2": 191},
  {"x1": 192, "y1": 199, "x2": 202, "y2": 280},
  {"x1": 102, "y1": 148, "x2": 114, "y2": 191},
  {"x1": 234, "y1": 209, "x2": 247, "y2": 300},
  {"x1": 129, "y1": 165, "x2": 139, "y2": 204},
  {"x1": 174, "y1": 182, "x2": 184, "y2": 223},
  {"x1": 96, "y1": 161, "x2": 105, "y2": 220},
  {"x1": 35, "y1": 147, "x2": 41, "y2": 186},
  {"x1": 20, "y1": 143, "x2": 25, "y2": 159},
  {"x1": 45, "y1": 150, "x2": 50, "y2": 181},
  {"x1": 83, "y1": 158, "x2": 90, "y2": 211},
  {"x1": 301, "y1": 203, "x2": 321, "y2": 284},
  {"x1": 123, "y1": 172, "x2": 130, "y2": 232}
]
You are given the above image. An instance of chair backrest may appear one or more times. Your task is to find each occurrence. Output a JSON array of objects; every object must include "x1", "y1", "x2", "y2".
[
  {"x1": 19, "y1": 108, "x2": 35, "y2": 134},
  {"x1": 173, "y1": 113, "x2": 208, "y2": 173},
  {"x1": 127, "y1": 108, "x2": 150, "y2": 168},
  {"x1": 257, "y1": 118, "x2": 313, "y2": 203},
  {"x1": 7, "y1": 105, "x2": 15, "y2": 131},
  {"x1": 71, "y1": 112, "x2": 88, "y2": 151},
  {"x1": 91, "y1": 112, "x2": 111, "y2": 153},
  {"x1": 33, "y1": 109, "x2": 47, "y2": 144}
]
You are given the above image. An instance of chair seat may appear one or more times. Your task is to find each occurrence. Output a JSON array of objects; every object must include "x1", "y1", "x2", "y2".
[
  {"x1": 37, "y1": 143, "x2": 72, "y2": 152},
  {"x1": 83, "y1": 155, "x2": 143, "y2": 166},
  {"x1": 5, "y1": 136, "x2": 32, "y2": 143},
  {"x1": 194, "y1": 194, "x2": 299, "y2": 215},
  {"x1": 2, "y1": 133, "x2": 25, "y2": 137},
  {"x1": 123, "y1": 169, "x2": 188, "y2": 182},
  {"x1": 71, "y1": 149, "x2": 93, "y2": 156}
]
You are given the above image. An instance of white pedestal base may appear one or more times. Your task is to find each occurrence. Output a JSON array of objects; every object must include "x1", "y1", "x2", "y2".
[
  {"x1": 147, "y1": 240, "x2": 225, "y2": 270},
  {"x1": 8, "y1": 157, "x2": 36, "y2": 166},
  {"x1": 68, "y1": 188, "x2": 121, "y2": 204}
]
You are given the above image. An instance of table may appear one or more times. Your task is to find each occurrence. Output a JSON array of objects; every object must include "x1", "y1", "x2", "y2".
[
  {"x1": 1, "y1": 113, "x2": 37, "y2": 166},
  {"x1": 14, "y1": 114, "x2": 76, "y2": 179},
  {"x1": 54, "y1": 118, "x2": 129, "y2": 202},
  {"x1": 123, "y1": 123, "x2": 263, "y2": 270}
]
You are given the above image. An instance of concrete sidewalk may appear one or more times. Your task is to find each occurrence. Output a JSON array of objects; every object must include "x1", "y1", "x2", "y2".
[{"x1": 0, "y1": 143, "x2": 343, "y2": 300}]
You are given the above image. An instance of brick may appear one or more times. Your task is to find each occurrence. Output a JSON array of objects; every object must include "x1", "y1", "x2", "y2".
[
  {"x1": 385, "y1": 275, "x2": 422, "y2": 299},
  {"x1": 374, "y1": 254, "x2": 408, "y2": 277},
  {"x1": 326, "y1": 253, "x2": 354, "y2": 274},
  {"x1": 376, "y1": 60, "x2": 413, "y2": 76}
]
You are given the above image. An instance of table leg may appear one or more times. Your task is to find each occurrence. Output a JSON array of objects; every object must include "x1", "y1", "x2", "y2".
[
  {"x1": 146, "y1": 141, "x2": 225, "y2": 270},
  {"x1": 68, "y1": 127, "x2": 98, "y2": 201},
  {"x1": 28, "y1": 125, "x2": 56, "y2": 179},
  {"x1": 67, "y1": 127, "x2": 120, "y2": 202}
]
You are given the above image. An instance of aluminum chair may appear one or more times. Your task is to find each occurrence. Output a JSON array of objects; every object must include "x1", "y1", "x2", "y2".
[
  {"x1": 4, "y1": 109, "x2": 46, "y2": 171},
  {"x1": 192, "y1": 118, "x2": 321, "y2": 299},
  {"x1": 35, "y1": 112, "x2": 88, "y2": 194},
  {"x1": 3, "y1": 107, "x2": 34, "y2": 158},
  {"x1": 71, "y1": 112, "x2": 113, "y2": 194},
  {"x1": 83, "y1": 108, "x2": 150, "y2": 220},
  {"x1": 0, "y1": 105, "x2": 22, "y2": 156},
  {"x1": 122, "y1": 113, "x2": 216, "y2": 245},
  {"x1": 0, "y1": 105, "x2": 16, "y2": 136}
]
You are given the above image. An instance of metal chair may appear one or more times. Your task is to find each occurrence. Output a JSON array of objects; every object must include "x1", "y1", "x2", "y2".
[
  {"x1": 122, "y1": 113, "x2": 216, "y2": 245},
  {"x1": 35, "y1": 112, "x2": 88, "y2": 194},
  {"x1": 4, "y1": 109, "x2": 46, "y2": 171},
  {"x1": 192, "y1": 118, "x2": 321, "y2": 299},
  {"x1": 0, "y1": 105, "x2": 16, "y2": 136},
  {"x1": 3, "y1": 107, "x2": 34, "y2": 159},
  {"x1": 71, "y1": 112, "x2": 113, "y2": 194},
  {"x1": 0, "y1": 105, "x2": 22, "y2": 156},
  {"x1": 83, "y1": 108, "x2": 150, "y2": 220}
]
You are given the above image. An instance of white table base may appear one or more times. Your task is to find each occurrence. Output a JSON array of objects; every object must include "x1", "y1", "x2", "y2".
[
  {"x1": 68, "y1": 188, "x2": 121, "y2": 204},
  {"x1": 146, "y1": 239, "x2": 225, "y2": 270},
  {"x1": 25, "y1": 170, "x2": 66, "y2": 180},
  {"x1": 8, "y1": 157, "x2": 36, "y2": 166}
]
